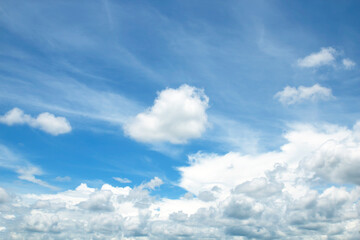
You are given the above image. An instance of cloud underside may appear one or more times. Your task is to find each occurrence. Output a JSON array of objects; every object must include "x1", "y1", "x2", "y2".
[
  {"x1": 0, "y1": 108, "x2": 71, "y2": 135},
  {"x1": 275, "y1": 84, "x2": 333, "y2": 105},
  {"x1": 124, "y1": 84, "x2": 209, "y2": 144},
  {"x1": 1, "y1": 122, "x2": 360, "y2": 239}
]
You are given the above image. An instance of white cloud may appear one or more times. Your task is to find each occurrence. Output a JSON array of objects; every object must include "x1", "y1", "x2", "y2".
[
  {"x1": 0, "y1": 108, "x2": 71, "y2": 135},
  {"x1": 275, "y1": 84, "x2": 333, "y2": 105},
  {"x1": 297, "y1": 47, "x2": 356, "y2": 70},
  {"x1": 179, "y1": 121, "x2": 360, "y2": 194},
  {"x1": 113, "y1": 177, "x2": 131, "y2": 183},
  {"x1": 297, "y1": 47, "x2": 337, "y2": 68},
  {"x1": 342, "y1": 58, "x2": 356, "y2": 69},
  {"x1": 124, "y1": 85, "x2": 209, "y2": 144},
  {"x1": 1, "y1": 123, "x2": 360, "y2": 239},
  {"x1": 141, "y1": 176, "x2": 163, "y2": 190}
]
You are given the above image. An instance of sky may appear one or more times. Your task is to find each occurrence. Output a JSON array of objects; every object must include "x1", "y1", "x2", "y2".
[{"x1": 0, "y1": 0, "x2": 360, "y2": 239}]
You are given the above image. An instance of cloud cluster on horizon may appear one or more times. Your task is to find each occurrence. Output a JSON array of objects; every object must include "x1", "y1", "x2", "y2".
[
  {"x1": 1, "y1": 122, "x2": 360, "y2": 239},
  {"x1": 0, "y1": 108, "x2": 71, "y2": 136}
]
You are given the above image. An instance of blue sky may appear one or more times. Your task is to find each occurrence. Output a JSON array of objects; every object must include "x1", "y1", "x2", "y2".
[{"x1": 1, "y1": 0, "x2": 360, "y2": 239}]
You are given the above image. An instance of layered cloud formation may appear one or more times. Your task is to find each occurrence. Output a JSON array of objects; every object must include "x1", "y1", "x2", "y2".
[
  {"x1": 1, "y1": 122, "x2": 360, "y2": 239},
  {"x1": 0, "y1": 108, "x2": 71, "y2": 136},
  {"x1": 124, "y1": 85, "x2": 209, "y2": 144}
]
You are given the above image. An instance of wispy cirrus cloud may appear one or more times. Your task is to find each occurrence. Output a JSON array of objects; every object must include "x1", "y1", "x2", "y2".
[
  {"x1": 0, "y1": 145, "x2": 56, "y2": 189},
  {"x1": 275, "y1": 84, "x2": 333, "y2": 105},
  {"x1": 113, "y1": 177, "x2": 131, "y2": 184}
]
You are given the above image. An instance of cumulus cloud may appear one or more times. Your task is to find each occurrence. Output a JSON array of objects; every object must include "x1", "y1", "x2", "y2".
[
  {"x1": 124, "y1": 85, "x2": 209, "y2": 144},
  {"x1": 1, "y1": 123, "x2": 360, "y2": 239},
  {"x1": 141, "y1": 176, "x2": 163, "y2": 190},
  {"x1": 297, "y1": 47, "x2": 337, "y2": 68},
  {"x1": 342, "y1": 58, "x2": 356, "y2": 69},
  {"x1": 0, "y1": 108, "x2": 71, "y2": 135},
  {"x1": 275, "y1": 84, "x2": 333, "y2": 105}
]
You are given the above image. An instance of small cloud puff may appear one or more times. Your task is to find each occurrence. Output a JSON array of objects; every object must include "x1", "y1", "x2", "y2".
[
  {"x1": 113, "y1": 177, "x2": 132, "y2": 183},
  {"x1": 124, "y1": 85, "x2": 209, "y2": 144},
  {"x1": 297, "y1": 47, "x2": 336, "y2": 68},
  {"x1": 297, "y1": 47, "x2": 355, "y2": 70},
  {"x1": 0, "y1": 108, "x2": 71, "y2": 135},
  {"x1": 274, "y1": 84, "x2": 333, "y2": 105},
  {"x1": 342, "y1": 58, "x2": 356, "y2": 69}
]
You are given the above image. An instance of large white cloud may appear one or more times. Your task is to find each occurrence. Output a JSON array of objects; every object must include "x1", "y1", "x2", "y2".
[
  {"x1": 124, "y1": 85, "x2": 209, "y2": 144},
  {"x1": 1, "y1": 122, "x2": 360, "y2": 239},
  {"x1": 275, "y1": 84, "x2": 333, "y2": 105},
  {"x1": 0, "y1": 108, "x2": 71, "y2": 135},
  {"x1": 178, "y1": 122, "x2": 360, "y2": 195}
]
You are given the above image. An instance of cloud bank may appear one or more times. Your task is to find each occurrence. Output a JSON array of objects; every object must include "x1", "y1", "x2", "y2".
[
  {"x1": 275, "y1": 84, "x2": 333, "y2": 105},
  {"x1": 0, "y1": 108, "x2": 71, "y2": 135},
  {"x1": 1, "y1": 122, "x2": 360, "y2": 239},
  {"x1": 124, "y1": 85, "x2": 209, "y2": 144}
]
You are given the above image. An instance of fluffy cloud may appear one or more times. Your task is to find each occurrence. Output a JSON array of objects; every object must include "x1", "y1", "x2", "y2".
[
  {"x1": 179, "y1": 122, "x2": 360, "y2": 195},
  {"x1": 124, "y1": 85, "x2": 209, "y2": 144},
  {"x1": 0, "y1": 108, "x2": 71, "y2": 135},
  {"x1": 297, "y1": 47, "x2": 356, "y2": 70},
  {"x1": 297, "y1": 47, "x2": 337, "y2": 68},
  {"x1": 1, "y1": 123, "x2": 360, "y2": 239},
  {"x1": 343, "y1": 58, "x2": 356, "y2": 69},
  {"x1": 275, "y1": 84, "x2": 333, "y2": 105}
]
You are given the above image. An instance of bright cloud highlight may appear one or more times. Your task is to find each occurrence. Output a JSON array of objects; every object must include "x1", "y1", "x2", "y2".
[
  {"x1": 275, "y1": 84, "x2": 333, "y2": 105},
  {"x1": 124, "y1": 85, "x2": 209, "y2": 144},
  {"x1": 0, "y1": 108, "x2": 71, "y2": 135}
]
